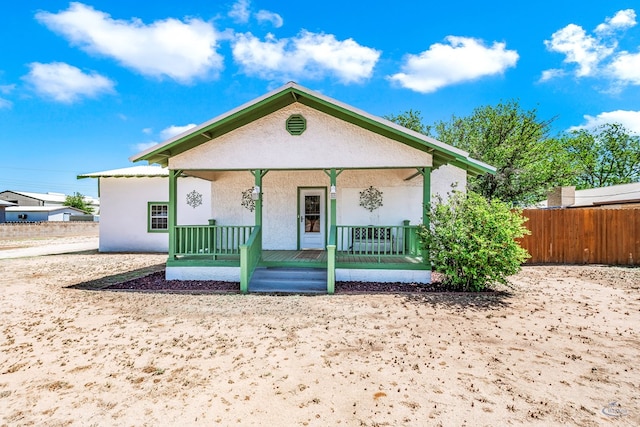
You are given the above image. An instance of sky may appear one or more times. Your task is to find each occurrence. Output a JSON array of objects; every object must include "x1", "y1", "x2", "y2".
[{"x1": 1, "y1": 1, "x2": 639, "y2": 198}]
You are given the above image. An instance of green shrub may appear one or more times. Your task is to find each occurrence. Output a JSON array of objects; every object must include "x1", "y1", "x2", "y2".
[{"x1": 418, "y1": 190, "x2": 530, "y2": 291}]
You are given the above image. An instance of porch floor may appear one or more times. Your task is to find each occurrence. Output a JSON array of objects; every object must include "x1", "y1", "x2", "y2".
[
  {"x1": 173, "y1": 250, "x2": 426, "y2": 270},
  {"x1": 270, "y1": 250, "x2": 424, "y2": 267}
]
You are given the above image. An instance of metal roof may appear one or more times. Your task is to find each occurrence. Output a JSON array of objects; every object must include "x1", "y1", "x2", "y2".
[{"x1": 78, "y1": 165, "x2": 169, "y2": 179}]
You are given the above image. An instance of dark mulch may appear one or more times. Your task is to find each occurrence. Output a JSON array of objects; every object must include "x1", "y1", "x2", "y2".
[{"x1": 105, "y1": 270, "x2": 497, "y2": 294}]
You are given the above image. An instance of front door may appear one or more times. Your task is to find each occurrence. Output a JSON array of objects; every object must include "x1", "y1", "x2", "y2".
[{"x1": 299, "y1": 188, "x2": 326, "y2": 249}]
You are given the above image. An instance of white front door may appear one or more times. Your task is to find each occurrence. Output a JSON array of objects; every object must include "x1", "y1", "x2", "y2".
[{"x1": 299, "y1": 188, "x2": 325, "y2": 249}]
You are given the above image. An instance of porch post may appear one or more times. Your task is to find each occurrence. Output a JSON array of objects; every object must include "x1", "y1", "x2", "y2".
[
  {"x1": 419, "y1": 167, "x2": 432, "y2": 268},
  {"x1": 168, "y1": 169, "x2": 181, "y2": 260},
  {"x1": 421, "y1": 167, "x2": 431, "y2": 228},
  {"x1": 251, "y1": 169, "x2": 268, "y2": 226},
  {"x1": 324, "y1": 168, "x2": 342, "y2": 295}
]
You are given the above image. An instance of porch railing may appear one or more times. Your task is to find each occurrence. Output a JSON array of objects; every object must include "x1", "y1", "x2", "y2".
[
  {"x1": 174, "y1": 225, "x2": 254, "y2": 257},
  {"x1": 335, "y1": 224, "x2": 420, "y2": 257},
  {"x1": 240, "y1": 226, "x2": 262, "y2": 294}
]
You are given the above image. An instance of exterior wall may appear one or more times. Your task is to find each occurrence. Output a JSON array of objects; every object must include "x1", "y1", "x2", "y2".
[
  {"x1": 431, "y1": 164, "x2": 467, "y2": 200},
  {"x1": 210, "y1": 167, "x2": 463, "y2": 250},
  {"x1": 0, "y1": 207, "x2": 5, "y2": 223},
  {"x1": 0, "y1": 222, "x2": 98, "y2": 239},
  {"x1": 171, "y1": 103, "x2": 432, "y2": 170},
  {"x1": 98, "y1": 176, "x2": 211, "y2": 252}
]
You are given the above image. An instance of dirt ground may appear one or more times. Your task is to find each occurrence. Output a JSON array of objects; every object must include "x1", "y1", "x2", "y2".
[{"x1": 0, "y1": 241, "x2": 639, "y2": 426}]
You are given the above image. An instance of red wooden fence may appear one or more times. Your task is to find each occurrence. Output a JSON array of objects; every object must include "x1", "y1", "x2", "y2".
[{"x1": 518, "y1": 208, "x2": 640, "y2": 265}]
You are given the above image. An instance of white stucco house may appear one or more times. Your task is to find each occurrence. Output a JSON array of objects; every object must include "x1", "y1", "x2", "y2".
[{"x1": 81, "y1": 83, "x2": 494, "y2": 293}]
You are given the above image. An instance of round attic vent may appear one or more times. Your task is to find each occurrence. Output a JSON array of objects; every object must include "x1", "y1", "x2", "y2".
[{"x1": 286, "y1": 114, "x2": 306, "y2": 135}]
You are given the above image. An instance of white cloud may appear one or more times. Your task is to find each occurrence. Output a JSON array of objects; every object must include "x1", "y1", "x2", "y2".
[
  {"x1": 159, "y1": 124, "x2": 197, "y2": 140},
  {"x1": 544, "y1": 9, "x2": 639, "y2": 86},
  {"x1": 609, "y1": 51, "x2": 640, "y2": 84},
  {"x1": 539, "y1": 68, "x2": 566, "y2": 82},
  {"x1": 596, "y1": 9, "x2": 637, "y2": 34},
  {"x1": 255, "y1": 10, "x2": 283, "y2": 28},
  {"x1": 569, "y1": 110, "x2": 640, "y2": 134},
  {"x1": 388, "y1": 36, "x2": 518, "y2": 93},
  {"x1": 544, "y1": 24, "x2": 611, "y2": 77},
  {"x1": 36, "y1": 2, "x2": 223, "y2": 83},
  {"x1": 232, "y1": 30, "x2": 380, "y2": 84},
  {"x1": 23, "y1": 62, "x2": 115, "y2": 103},
  {"x1": 0, "y1": 98, "x2": 12, "y2": 109},
  {"x1": 142, "y1": 127, "x2": 153, "y2": 135},
  {"x1": 229, "y1": 0, "x2": 251, "y2": 23},
  {"x1": 134, "y1": 141, "x2": 159, "y2": 152}
]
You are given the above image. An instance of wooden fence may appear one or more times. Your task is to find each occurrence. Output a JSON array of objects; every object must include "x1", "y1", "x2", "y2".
[{"x1": 518, "y1": 208, "x2": 640, "y2": 265}]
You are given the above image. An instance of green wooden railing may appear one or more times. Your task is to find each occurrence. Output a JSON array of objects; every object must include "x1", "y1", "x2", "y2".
[
  {"x1": 240, "y1": 226, "x2": 262, "y2": 294},
  {"x1": 326, "y1": 225, "x2": 337, "y2": 294},
  {"x1": 335, "y1": 224, "x2": 420, "y2": 258},
  {"x1": 174, "y1": 225, "x2": 254, "y2": 257}
]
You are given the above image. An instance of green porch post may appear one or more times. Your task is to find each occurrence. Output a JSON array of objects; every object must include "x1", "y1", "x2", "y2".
[
  {"x1": 419, "y1": 167, "x2": 432, "y2": 268},
  {"x1": 251, "y1": 169, "x2": 268, "y2": 226},
  {"x1": 168, "y1": 169, "x2": 181, "y2": 260}
]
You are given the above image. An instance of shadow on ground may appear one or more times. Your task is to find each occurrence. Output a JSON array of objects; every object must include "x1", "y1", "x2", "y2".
[
  {"x1": 67, "y1": 263, "x2": 166, "y2": 290},
  {"x1": 403, "y1": 289, "x2": 514, "y2": 311}
]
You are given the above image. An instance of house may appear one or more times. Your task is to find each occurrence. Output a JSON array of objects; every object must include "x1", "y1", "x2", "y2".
[
  {"x1": 542, "y1": 183, "x2": 640, "y2": 209},
  {"x1": 81, "y1": 82, "x2": 494, "y2": 293},
  {"x1": 0, "y1": 190, "x2": 100, "y2": 213},
  {"x1": 4, "y1": 205, "x2": 88, "y2": 222},
  {"x1": 0, "y1": 199, "x2": 15, "y2": 223}
]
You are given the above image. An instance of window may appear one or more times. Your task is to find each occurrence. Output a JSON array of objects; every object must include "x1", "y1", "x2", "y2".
[{"x1": 148, "y1": 202, "x2": 168, "y2": 232}]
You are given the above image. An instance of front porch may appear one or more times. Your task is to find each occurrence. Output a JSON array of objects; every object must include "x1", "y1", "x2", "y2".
[{"x1": 165, "y1": 223, "x2": 429, "y2": 293}]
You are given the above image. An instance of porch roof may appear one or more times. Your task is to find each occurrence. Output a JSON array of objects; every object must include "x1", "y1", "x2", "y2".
[{"x1": 130, "y1": 82, "x2": 494, "y2": 176}]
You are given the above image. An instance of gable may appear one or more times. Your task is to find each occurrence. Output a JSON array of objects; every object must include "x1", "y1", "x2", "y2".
[
  {"x1": 132, "y1": 82, "x2": 494, "y2": 176},
  {"x1": 170, "y1": 103, "x2": 432, "y2": 170}
]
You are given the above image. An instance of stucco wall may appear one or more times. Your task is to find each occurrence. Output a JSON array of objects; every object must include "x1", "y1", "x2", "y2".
[
  {"x1": 99, "y1": 176, "x2": 211, "y2": 252},
  {"x1": 170, "y1": 103, "x2": 432, "y2": 170}
]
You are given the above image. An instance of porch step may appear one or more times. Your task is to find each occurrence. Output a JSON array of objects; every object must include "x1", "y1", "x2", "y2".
[{"x1": 249, "y1": 267, "x2": 327, "y2": 293}]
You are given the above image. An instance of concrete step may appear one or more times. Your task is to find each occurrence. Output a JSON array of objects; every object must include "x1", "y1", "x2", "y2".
[{"x1": 249, "y1": 267, "x2": 327, "y2": 293}]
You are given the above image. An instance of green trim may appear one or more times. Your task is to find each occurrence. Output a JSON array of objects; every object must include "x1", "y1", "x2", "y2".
[
  {"x1": 252, "y1": 169, "x2": 268, "y2": 227},
  {"x1": 240, "y1": 225, "x2": 262, "y2": 294},
  {"x1": 147, "y1": 201, "x2": 169, "y2": 233},
  {"x1": 297, "y1": 186, "x2": 328, "y2": 250},
  {"x1": 132, "y1": 84, "x2": 494, "y2": 175},
  {"x1": 166, "y1": 258, "x2": 240, "y2": 267},
  {"x1": 168, "y1": 170, "x2": 180, "y2": 258},
  {"x1": 417, "y1": 167, "x2": 432, "y2": 269}
]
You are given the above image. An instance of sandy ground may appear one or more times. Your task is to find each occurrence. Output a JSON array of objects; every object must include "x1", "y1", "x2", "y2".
[{"x1": 0, "y1": 240, "x2": 639, "y2": 426}]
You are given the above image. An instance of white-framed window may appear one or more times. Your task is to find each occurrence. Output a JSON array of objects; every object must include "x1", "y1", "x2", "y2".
[{"x1": 148, "y1": 202, "x2": 168, "y2": 232}]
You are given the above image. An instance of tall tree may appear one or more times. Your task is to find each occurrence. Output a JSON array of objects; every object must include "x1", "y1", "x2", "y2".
[
  {"x1": 384, "y1": 109, "x2": 428, "y2": 134},
  {"x1": 64, "y1": 192, "x2": 94, "y2": 214},
  {"x1": 388, "y1": 101, "x2": 572, "y2": 206},
  {"x1": 561, "y1": 123, "x2": 640, "y2": 189}
]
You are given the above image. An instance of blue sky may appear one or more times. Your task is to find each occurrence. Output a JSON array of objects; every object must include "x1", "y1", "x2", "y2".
[{"x1": 1, "y1": 1, "x2": 639, "y2": 198}]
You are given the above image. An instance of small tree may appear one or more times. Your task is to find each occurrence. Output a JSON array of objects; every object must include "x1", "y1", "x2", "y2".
[
  {"x1": 418, "y1": 190, "x2": 530, "y2": 291},
  {"x1": 64, "y1": 192, "x2": 94, "y2": 214}
]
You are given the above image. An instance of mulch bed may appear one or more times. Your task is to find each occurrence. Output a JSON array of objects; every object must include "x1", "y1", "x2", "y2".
[{"x1": 105, "y1": 270, "x2": 495, "y2": 293}]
